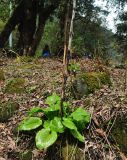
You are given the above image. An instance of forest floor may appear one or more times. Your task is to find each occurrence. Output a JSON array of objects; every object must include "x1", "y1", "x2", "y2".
[{"x1": 0, "y1": 57, "x2": 127, "y2": 160}]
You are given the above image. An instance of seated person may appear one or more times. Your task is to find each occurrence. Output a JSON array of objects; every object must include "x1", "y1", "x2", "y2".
[{"x1": 42, "y1": 44, "x2": 50, "y2": 57}]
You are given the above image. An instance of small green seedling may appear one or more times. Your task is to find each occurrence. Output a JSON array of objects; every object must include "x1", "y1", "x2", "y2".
[{"x1": 68, "y1": 62, "x2": 80, "y2": 74}]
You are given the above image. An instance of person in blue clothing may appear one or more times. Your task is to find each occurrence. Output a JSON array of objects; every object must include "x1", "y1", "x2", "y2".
[{"x1": 42, "y1": 44, "x2": 50, "y2": 57}]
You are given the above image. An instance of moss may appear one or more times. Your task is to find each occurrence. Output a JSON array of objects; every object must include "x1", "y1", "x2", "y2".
[
  {"x1": 5, "y1": 77, "x2": 26, "y2": 94},
  {"x1": 72, "y1": 72, "x2": 111, "y2": 99},
  {"x1": 97, "y1": 72, "x2": 111, "y2": 86},
  {"x1": 111, "y1": 115, "x2": 127, "y2": 156},
  {"x1": 19, "y1": 150, "x2": 32, "y2": 160},
  {"x1": 20, "y1": 64, "x2": 41, "y2": 70},
  {"x1": 17, "y1": 56, "x2": 34, "y2": 63},
  {"x1": 0, "y1": 69, "x2": 5, "y2": 81},
  {"x1": 0, "y1": 101, "x2": 19, "y2": 122}
]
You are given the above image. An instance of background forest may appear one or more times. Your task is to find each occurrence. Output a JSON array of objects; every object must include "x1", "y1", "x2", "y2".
[{"x1": 0, "y1": 0, "x2": 127, "y2": 63}]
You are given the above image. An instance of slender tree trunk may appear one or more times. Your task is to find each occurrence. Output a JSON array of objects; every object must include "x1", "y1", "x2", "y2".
[
  {"x1": 0, "y1": 1, "x2": 24, "y2": 48},
  {"x1": 60, "y1": 0, "x2": 71, "y2": 116},
  {"x1": 68, "y1": 0, "x2": 76, "y2": 52},
  {"x1": 28, "y1": 14, "x2": 46, "y2": 56}
]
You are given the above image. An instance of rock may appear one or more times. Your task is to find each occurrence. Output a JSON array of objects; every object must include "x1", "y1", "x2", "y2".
[
  {"x1": 72, "y1": 72, "x2": 111, "y2": 99},
  {"x1": 115, "y1": 64, "x2": 126, "y2": 69},
  {"x1": 0, "y1": 101, "x2": 19, "y2": 122},
  {"x1": 5, "y1": 77, "x2": 26, "y2": 94},
  {"x1": 0, "y1": 69, "x2": 5, "y2": 81},
  {"x1": 7, "y1": 151, "x2": 32, "y2": 160},
  {"x1": 111, "y1": 114, "x2": 127, "y2": 156},
  {"x1": 19, "y1": 150, "x2": 32, "y2": 160}
]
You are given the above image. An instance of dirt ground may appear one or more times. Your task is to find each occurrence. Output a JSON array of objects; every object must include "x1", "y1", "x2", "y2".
[{"x1": 0, "y1": 58, "x2": 127, "y2": 160}]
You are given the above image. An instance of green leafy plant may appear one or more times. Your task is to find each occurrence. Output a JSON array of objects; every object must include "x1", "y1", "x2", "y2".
[
  {"x1": 18, "y1": 93, "x2": 90, "y2": 150},
  {"x1": 68, "y1": 62, "x2": 80, "y2": 73}
]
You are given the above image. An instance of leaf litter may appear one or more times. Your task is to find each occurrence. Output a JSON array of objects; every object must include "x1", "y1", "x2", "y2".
[{"x1": 0, "y1": 57, "x2": 127, "y2": 160}]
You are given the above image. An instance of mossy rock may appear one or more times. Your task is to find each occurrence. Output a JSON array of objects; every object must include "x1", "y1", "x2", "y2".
[
  {"x1": 111, "y1": 114, "x2": 127, "y2": 156},
  {"x1": 0, "y1": 69, "x2": 5, "y2": 81},
  {"x1": 0, "y1": 101, "x2": 19, "y2": 122},
  {"x1": 5, "y1": 77, "x2": 26, "y2": 94},
  {"x1": 7, "y1": 151, "x2": 32, "y2": 160},
  {"x1": 72, "y1": 72, "x2": 111, "y2": 99},
  {"x1": 19, "y1": 150, "x2": 32, "y2": 160}
]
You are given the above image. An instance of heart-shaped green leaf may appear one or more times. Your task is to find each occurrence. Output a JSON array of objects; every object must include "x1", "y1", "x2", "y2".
[
  {"x1": 43, "y1": 120, "x2": 50, "y2": 129},
  {"x1": 28, "y1": 107, "x2": 44, "y2": 116},
  {"x1": 70, "y1": 108, "x2": 90, "y2": 123},
  {"x1": 45, "y1": 94, "x2": 61, "y2": 106},
  {"x1": 50, "y1": 117, "x2": 64, "y2": 133},
  {"x1": 36, "y1": 129, "x2": 57, "y2": 149},
  {"x1": 44, "y1": 117, "x2": 64, "y2": 133},
  {"x1": 19, "y1": 117, "x2": 42, "y2": 131},
  {"x1": 70, "y1": 129, "x2": 85, "y2": 142},
  {"x1": 62, "y1": 118, "x2": 77, "y2": 130},
  {"x1": 43, "y1": 108, "x2": 59, "y2": 119}
]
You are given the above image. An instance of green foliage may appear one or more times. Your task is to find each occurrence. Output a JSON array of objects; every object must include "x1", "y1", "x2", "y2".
[
  {"x1": 18, "y1": 94, "x2": 90, "y2": 150},
  {"x1": 116, "y1": 11, "x2": 127, "y2": 59},
  {"x1": 18, "y1": 117, "x2": 42, "y2": 131},
  {"x1": 18, "y1": 56, "x2": 35, "y2": 63},
  {"x1": 0, "y1": 20, "x2": 5, "y2": 32},
  {"x1": 70, "y1": 108, "x2": 90, "y2": 123},
  {"x1": 36, "y1": 129, "x2": 57, "y2": 149},
  {"x1": 0, "y1": 2, "x2": 10, "y2": 22},
  {"x1": 73, "y1": 15, "x2": 115, "y2": 58},
  {"x1": 28, "y1": 107, "x2": 44, "y2": 116},
  {"x1": 68, "y1": 62, "x2": 80, "y2": 73}
]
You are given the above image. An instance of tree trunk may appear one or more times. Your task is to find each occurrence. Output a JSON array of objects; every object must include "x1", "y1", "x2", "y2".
[
  {"x1": 68, "y1": 0, "x2": 76, "y2": 52},
  {"x1": 0, "y1": 0, "x2": 62, "y2": 56},
  {"x1": 0, "y1": 1, "x2": 24, "y2": 48},
  {"x1": 28, "y1": 5, "x2": 59, "y2": 56},
  {"x1": 18, "y1": 0, "x2": 38, "y2": 55}
]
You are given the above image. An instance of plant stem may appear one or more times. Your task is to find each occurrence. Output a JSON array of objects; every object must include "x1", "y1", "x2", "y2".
[{"x1": 60, "y1": 0, "x2": 70, "y2": 117}]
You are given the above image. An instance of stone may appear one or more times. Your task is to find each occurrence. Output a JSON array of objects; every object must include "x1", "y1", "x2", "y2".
[
  {"x1": 0, "y1": 101, "x2": 19, "y2": 122},
  {"x1": 5, "y1": 77, "x2": 25, "y2": 94},
  {"x1": 72, "y1": 72, "x2": 111, "y2": 99},
  {"x1": 19, "y1": 150, "x2": 32, "y2": 160},
  {"x1": 111, "y1": 114, "x2": 127, "y2": 156}
]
